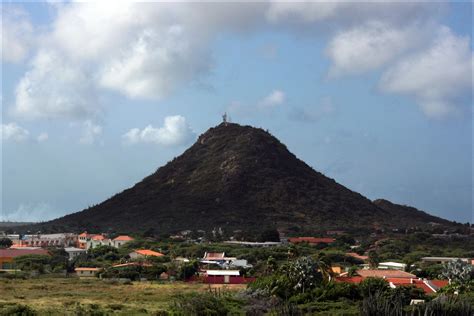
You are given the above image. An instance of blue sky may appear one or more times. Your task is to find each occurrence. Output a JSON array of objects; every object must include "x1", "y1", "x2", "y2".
[{"x1": 1, "y1": 1, "x2": 472, "y2": 223}]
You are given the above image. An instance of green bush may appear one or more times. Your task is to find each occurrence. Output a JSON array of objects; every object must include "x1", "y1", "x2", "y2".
[{"x1": 170, "y1": 292, "x2": 242, "y2": 315}]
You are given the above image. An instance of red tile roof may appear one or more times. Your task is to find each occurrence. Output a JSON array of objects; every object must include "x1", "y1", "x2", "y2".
[
  {"x1": 0, "y1": 248, "x2": 50, "y2": 258},
  {"x1": 133, "y1": 249, "x2": 164, "y2": 257},
  {"x1": 113, "y1": 235, "x2": 134, "y2": 241},
  {"x1": 288, "y1": 237, "x2": 336, "y2": 244},
  {"x1": 91, "y1": 235, "x2": 105, "y2": 241}
]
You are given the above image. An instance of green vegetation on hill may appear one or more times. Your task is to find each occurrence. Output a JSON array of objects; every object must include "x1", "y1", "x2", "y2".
[{"x1": 23, "y1": 123, "x2": 458, "y2": 235}]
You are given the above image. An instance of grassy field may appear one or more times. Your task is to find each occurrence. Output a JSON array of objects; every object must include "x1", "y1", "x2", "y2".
[{"x1": 0, "y1": 277, "x2": 246, "y2": 315}]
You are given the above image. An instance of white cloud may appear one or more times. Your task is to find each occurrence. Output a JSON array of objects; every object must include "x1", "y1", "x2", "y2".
[
  {"x1": 326, "y1": 21, "x2": 431, "y2": 77},
  {"x1": 1, "y1": 7, "x2": 34, "y2": 63},
  {"x1": 380, "y1": 27, "x2": 473, "y2": 118},
  {"x1": 259, "y1": 90, "x2": 286, "y2": 108},
  {"x1": 37, "y1": 132, "x2": 49, "y2": 142},
  {"x1": 79, "y1": 120, "x2": 102, "y2": 145},
  {"x1": 123, "y1": 115, "x2": 194, "y2": 146},
  {"x1": 1, "y1": 122, "x2": 29, "y2": 142},
  {"x1": 99, "y1": 25, "x2": 212, "y2": 99},
  {"x1": 13, "y1": 49, "x2": 99, "y2": 120}
]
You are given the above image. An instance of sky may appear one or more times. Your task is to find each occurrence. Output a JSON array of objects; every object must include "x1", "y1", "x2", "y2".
[{"x1": 1, "y1": 1, "x2": 472, "y2": 224}]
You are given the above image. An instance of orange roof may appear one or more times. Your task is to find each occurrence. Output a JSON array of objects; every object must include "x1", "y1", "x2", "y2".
[
  {"x1": 357, "y1": 269, "x2": 416, "y2": 279},
  {"x1": 288, "y1": 237, "x2": 336, "y2": 244},
  {"x1": 75, "y1": 267, "x2": 100, "y2": 271},
  {"x1": 78, "y1": 232, "x2": 89, "y2": 237},
  {"x1": 134, "y1": 249, "x2": 164, "y2": 257},
  {"x1": 91, "y1": 235, "x2": 105, "y2": 240},
  {"x1": 113, "y1": 235, "x2": 134, "y2": 241}
]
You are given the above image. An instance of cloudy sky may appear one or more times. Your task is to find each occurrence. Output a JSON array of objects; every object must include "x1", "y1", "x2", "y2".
[{"x1": 1, "y1": 1, "x2": 472, "y2": 223}]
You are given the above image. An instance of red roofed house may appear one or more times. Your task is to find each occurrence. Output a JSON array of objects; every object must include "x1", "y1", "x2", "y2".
[
  {"x1": 288, "y1": 237, "x2": 336, "y2": 245},
  {"x1": 191, "y1": 270, "x2": 256, "y2": 284},
  {"x1": 0, "y1": 248, "x2": 50, "y2": 269},
  {"x1": 113, "y1": 236, "x2": 134, "y2": 248},
  {"x1": 80, "y1": 233, "x2": 134, "y2": 250},
  {"x1": 335, "y1": 269, "x2": 449, "y2": 294},
  {"x1": 129, "y1": 249, "x2": 164, "y2": 259}
]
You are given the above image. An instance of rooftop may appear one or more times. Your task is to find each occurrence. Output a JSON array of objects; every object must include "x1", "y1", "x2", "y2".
[{"x1": 357, "y1": 269, "x2": 416, "y2": 279}]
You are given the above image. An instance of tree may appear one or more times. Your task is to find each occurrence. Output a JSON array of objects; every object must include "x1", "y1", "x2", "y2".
[
  {"x1": 177, "y1": 260, "x2": 199, "y2": 280},
  {"x1": 359, "y1": 277, "x2": 389, "y2": 297},
  {"x1": 368, "y1": 250, "x2": 380, "y2": 269},
  {"x1": 440, "y1": 259, "x2": 474, "y2": 285},
  {"x1": 287, "y1": 256, "x2": 323, "y2": 293},
  {"x1": 258, "y1": 229, "x2": 280, "y2": 242},
  {"x1": 0, "y1": 238, "x2": 13, "y2": 248}
]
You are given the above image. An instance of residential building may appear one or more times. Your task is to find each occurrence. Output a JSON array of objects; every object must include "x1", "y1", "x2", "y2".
[
  {"x1": 420, "y1": 257, "x2": 470, "y2": 264},
  {"x1": 14, "y1": 233, "x2": 77, "y2": 248},
  {"x1": 129, "y1": 249, "x2": 164, "y2": 259},
  {"x1": 0, "y1": 248, "x2": 50, "y2": 269},
  {"x1": 64, "y1": 247, "x2": 87, "y2": 261},
  {"x1": 378, "y1": 262, "x2": 407, "y2": 271},
  {"x1": 75, "y1": 267, "x2": 100, "y2": 278},
  {"x1": 336, "y1": 269, "x2": 449, "y2": 295},
  {"x1": 223, "y1": 241, "x2": 282, "y2": 247},
  {"x1": 82, "y1": 233, "x2": 134, "y2": 250},
  {"x1": 200, "y1": 270, "x2": 255, "y2": 284},
  {"x1": 356, "y1": 269, "x2": 416, "y2": 279},
  {"x1": 113, "y1": 236, "x2": 134, "y2": 248}
]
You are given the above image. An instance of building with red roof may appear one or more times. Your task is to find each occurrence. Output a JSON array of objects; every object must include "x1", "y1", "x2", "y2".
[
  {"x1": 129, "y1": 249, "x2": 164, "y2": 259},
  {"x1": 0, "y1": 248, "x2": 50, "y2": 269},
  {"x1": 335, "y1": 269, "x2": 449, "y2": 294}
]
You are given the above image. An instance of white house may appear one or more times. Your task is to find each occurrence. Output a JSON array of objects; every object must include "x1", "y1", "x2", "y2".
[
  {"x1": 378, "y1": 262, "x2": 407, "y2": 271},
  {"x1": 64, "y1": 247, "x2": 87, "y2": 261},
  {"x1": 75, "y1": 267, "x2": 100, "y2": 278}
]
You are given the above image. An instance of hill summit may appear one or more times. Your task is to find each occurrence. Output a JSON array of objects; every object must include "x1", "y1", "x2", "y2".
[{"x1": 32, "y1": 122, "x2": 452, "y2": 234}]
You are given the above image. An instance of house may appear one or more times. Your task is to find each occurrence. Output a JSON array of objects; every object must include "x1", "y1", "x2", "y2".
[
  {"x1": 201, "y1": 252, "x2": 237, "y2": 264},
  {"x1": 356, "y1": 269, "x2": 416, "y2": 279},
  {"x1": 64, "y1": 247, "x2": 87, "y2": 261},
  {"x1": 113, "y1": 236, "x2": 134, "y2": 248},
  {"x1": 14, "y1": 233, "x2": 77, "y2": 248},
  {"x1": 200, "y1": 270, "x2": 255, "y2": 284},
  {"x1": 224, "y1": 241, "x2": 282, "y2": 247},
  {"x1": 129, "y1": 249, "x2": 164, "y2": 259},
  {"x1": 336, "y1": 269, "x2": 449, "y2": 294},
  {"x1": 420, "y1": 257, "x2": 470, "y2": 264},
  {"x1": 0, "y1": 248, "x2": 50, "y2": 269},
  {"x1": 378, "y1": 262, "x2": 407, "y2": 271},
  {"x1": 75, "y1": 267, "x2": 100, "y2": 278},
  {"x1": 288, "y1": 237, "x2": 336, "y2": 245},
  {"x1": 81, "y1": 233, "x2": 134, "y2": 250}
]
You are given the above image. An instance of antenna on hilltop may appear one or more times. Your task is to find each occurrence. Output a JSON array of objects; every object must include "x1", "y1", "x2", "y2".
[{"x1": 222, "y1": 112, "x2": 229, "y2": 126}]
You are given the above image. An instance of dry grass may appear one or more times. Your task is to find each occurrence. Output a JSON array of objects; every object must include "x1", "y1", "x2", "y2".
[{"x1": 0, "y1": 277, "x2": 246, "y2": 315}]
